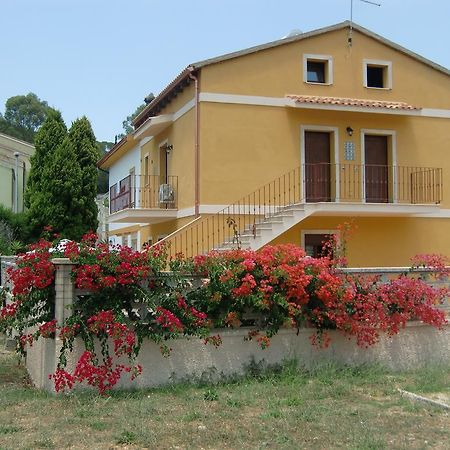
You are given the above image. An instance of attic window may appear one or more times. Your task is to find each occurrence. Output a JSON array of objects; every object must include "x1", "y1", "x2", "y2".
[
  {"x1": 307, "y1": 61, "x2": 326, "y2": 83},
  {"x1": 303, "y1": 54, "x2": 333, "y2": 85},
  {"x1": 364, "y1": 60, "x2": 392, "y2": 89}
]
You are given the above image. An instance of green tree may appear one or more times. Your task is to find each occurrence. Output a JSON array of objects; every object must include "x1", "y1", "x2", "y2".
[
  {"x1": 122, "y1": 102, "x2": 146, "y2": 135},
  {"x1": 26, "y1": 111, "x2": 68, "y2": 237},
  {"x1": 39, "y1": 136, "x2": 85, "y2": 239},
  {"x1": 4, "y1": 93, "x2": 53, "y2": 132},
  {"x1": 68, "y1": 117, "x2": 100, "y2": 233},
  {"x1": 0, "y1": 93, "x2": 56, "y2": 143},
  {"x1": 0, "y1": 116, "x2": 34, "y2": 143},
  {"x1": 96, "y1": 141, "x2": 112, "y2": 194},
  {"x1": 25, "y1": 113, "x2": 101, "y2": 240},
  {"x1": 25, "y1": 110, "x2": 67, "y2": 208}
]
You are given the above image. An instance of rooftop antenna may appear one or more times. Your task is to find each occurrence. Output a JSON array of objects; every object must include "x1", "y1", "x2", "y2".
[{"x1": 349, "y1": 0, "x2": 381, "y2": 46}]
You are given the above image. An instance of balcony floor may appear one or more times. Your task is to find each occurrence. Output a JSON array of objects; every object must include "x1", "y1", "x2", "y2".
[
  {"x1": 108, "y1": 208, "x2": 178, "y2": 224},
  {"x1": 303, "y1": 201, "x2": 441, "y2": 217}
]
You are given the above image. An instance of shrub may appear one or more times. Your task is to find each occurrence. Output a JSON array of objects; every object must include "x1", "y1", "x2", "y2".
[{"x1": 0, "y1": 233, "x2": 448, "y2": 394}]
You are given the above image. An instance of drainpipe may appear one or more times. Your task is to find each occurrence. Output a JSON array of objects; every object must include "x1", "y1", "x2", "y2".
[
  {"x1": 189, "y1": 70, "x2": 200, "y2": 217},
  {"x1": 14, "y1": 152, "x2": 20, "y2": 213}
]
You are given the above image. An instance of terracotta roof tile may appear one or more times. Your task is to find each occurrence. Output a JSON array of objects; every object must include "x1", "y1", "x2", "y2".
[{"x1": 286, "y1": 95, "x2": 421, "y2": 110}]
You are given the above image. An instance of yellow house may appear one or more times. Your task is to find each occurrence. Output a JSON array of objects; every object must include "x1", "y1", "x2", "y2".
[
  {"x1": 0, "y1": 133, "x2": 34, "y2": 213},
  {"x1": 99, "y1": 21, "x2": 450, "y2": 266}
]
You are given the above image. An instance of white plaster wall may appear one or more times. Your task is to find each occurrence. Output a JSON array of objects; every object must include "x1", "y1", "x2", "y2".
[
  {"x1": 108, "y1": 142, "x2": 141, "y2": 234},
  {"x1": 25, "y1": 328, "x2": 56, "y2": 391},
  {"x1": 27, "y1": 323, "x2": 450, "y2": 392}
]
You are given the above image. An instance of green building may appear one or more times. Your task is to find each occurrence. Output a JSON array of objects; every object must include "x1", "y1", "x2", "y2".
[{"x1": 0, "y1": 133, "x2": 34, "y2": 213}]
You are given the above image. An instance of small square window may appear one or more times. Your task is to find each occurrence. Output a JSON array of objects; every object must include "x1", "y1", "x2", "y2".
[
  {"x1": 307, "y1": 61, "x2": 326, "y2": 83},
  {"x1": 364, "y1": 60, "x2": 392, "y2": 89},
  {"x1": 303, "y1": 54, "x2": 333, "y2": 85},
  {"x1": 367, "y1": 65, "x2": 384, "y2": 88}
]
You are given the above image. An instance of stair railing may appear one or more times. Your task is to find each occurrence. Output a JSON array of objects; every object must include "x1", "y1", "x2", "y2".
[
  {"x1": 153, "y1": 164, "x2": 442, "y2": 259},
  {"x1": 155, "y1": 166, "x2": 303, "y2": 259}
]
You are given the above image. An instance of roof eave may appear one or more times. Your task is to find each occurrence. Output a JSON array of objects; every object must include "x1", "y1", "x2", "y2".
[
  {"x1": 132, "y1": 67, "x2": 195, "y2": 128},
  {"x1": 350, "y1": 22, "x2": 450, "y2": 77},
  {"x1": 191, "y1": 21, "x2": 351, "y2": 69},
  {"x1": 97, "y1": 135, "x2": 134, "y2": 169}
]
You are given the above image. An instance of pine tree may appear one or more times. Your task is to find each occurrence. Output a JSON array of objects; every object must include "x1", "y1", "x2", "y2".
[{"x1": 68, "y1": 117, "x2": 100, "y2": 233}]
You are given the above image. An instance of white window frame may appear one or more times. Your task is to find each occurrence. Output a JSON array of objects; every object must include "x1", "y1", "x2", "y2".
[
  {"x1": 300, "y1": 125, "x2": 340, "y2": 203},
  {"x1": 303, "y1": 54, "x2": 333, "y2": 85},
  {"x1": 363, "y1": 59, "x2": 392, "y2": 90}
]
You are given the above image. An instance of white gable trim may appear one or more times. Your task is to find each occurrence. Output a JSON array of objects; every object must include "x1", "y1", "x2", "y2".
[{"x1": 199, "y1": 92, "x2": 286, "y2": 107}]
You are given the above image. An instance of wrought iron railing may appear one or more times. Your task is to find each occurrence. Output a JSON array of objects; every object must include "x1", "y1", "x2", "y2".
[
  {"x1": 109, "y1": 175, "x2": 178, "y2": 214},
  {"x1": 155, "y1": 164, "x2": 442, "y2": 259}
]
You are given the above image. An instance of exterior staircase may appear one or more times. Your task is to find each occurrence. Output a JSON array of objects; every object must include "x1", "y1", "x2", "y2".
[
  {"x1": 158, "y1": 165, "x2": 312, "y2": 259},
  {"x1": 217, "y1": 204, "x2": 313, "y2": 251}
]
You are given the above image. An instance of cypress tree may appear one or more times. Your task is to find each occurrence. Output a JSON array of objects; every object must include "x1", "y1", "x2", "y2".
[
  {"x1": 25, "y1": 110, "x2": 67, "y2": 208},
  {"x1": 26, "y1": 111, "x2": 68, "y2": 237},
  {"x1": 25, "y1": 114, "x2": 101, "y2": 240},
  {"x1": 68, "y1": 117, "x2": 99, "y2": 233},
  {"x1": 38, "y1": 137, "x2": 85, "y2": 240}
]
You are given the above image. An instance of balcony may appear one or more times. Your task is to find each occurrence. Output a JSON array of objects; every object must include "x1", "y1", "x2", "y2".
[
  {"x1": 302, "y1": 164, "x2": 442, "y2": 205},
  {"x1": 108, "y1": 165, "x2": 442, "y2": 226},
  {"x1": 109, "y1": 175, "x2": 178, "y2": 223},
  {"x1": 161, "y1": 164, "x2": 443, "y2": 259}
]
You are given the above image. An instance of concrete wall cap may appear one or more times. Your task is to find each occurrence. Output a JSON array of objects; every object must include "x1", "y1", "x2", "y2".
[{"x1": 51, "y1": 258, "x2": 73, "y2": 265}]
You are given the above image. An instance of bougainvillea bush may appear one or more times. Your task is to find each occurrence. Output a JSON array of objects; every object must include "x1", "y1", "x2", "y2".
[
  {"x1": 1, "y1": 232, "x2": 448, "y2": 394},
  {"x1": 186, "y1": 245, "x2": 448, "y2": 348}
]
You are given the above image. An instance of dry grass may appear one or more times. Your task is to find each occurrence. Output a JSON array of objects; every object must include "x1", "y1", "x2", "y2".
[{"x1": 0, "y1": 335, "x2": 449, "y2": 450}]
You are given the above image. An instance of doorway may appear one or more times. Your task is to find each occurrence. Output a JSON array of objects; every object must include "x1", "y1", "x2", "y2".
[
  {"x1": 305, "y1": 131, "x2": 331, "y2": 202},
  {"x1": 364, "y1": 135, "x2": 389, "y2": 203},
  {"x1": 159, "y1": 143, "x2": 168, "y2": 185}
]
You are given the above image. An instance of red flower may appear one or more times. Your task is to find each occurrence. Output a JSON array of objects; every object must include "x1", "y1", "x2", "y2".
[{"x1": 39, "y1": 319, "x2": 58, "y2": 338}]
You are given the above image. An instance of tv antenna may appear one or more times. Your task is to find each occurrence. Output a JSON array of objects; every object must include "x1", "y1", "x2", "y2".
[{"x1": 348, "y1": 0, "x2": 381, "y2": 46}]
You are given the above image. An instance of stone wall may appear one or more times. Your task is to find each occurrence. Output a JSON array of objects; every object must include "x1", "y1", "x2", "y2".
[{"x1": 22, "y1": 258, "x2": 449, "y2": 392}]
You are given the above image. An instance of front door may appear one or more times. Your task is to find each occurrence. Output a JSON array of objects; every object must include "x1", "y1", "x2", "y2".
[
  {"x1": 364, "y1": 135, "x2": 388, "y2": 203},
  {"x1": 305, "y1": 131, "x2": 331, "y2": 202}
]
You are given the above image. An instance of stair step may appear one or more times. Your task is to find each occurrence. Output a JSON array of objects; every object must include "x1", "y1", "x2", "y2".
[
  {"x1": 254, "y1": 224, "x2": 274, "y2": 230},
  {"x1": 220, "y1": 235, "x2": 259, "y2": 246},
  {"x1": 240, "y1": 233, "x2": 261, "y2": 239},
  {"x1": 273, "y1": 211, "x2": 295, "y2": 218},
  {"x1": 242, "y1": 223, "x2": 273, "y2": 232},
  {"x1": 214, "y1": 202, "x2": 310, "y2": 252},
  {"x1": 284, "y1": 204, "x2": 305, "y2": 211}
]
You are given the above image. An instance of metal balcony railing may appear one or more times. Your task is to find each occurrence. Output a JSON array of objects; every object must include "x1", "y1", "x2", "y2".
[
  {"x1": 155, "y1": 164, "x2": 442, "y2": 259},
  {"x1": 109, "y1": 175, "x2": 178, "y2": 214},
  {"x1": 305, "y1": 164, "x2": 443, "y2": 204}
]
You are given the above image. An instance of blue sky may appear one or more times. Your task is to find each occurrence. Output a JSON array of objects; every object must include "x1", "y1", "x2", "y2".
[{"x1": 1, "y1": 0, "x2": 449, "y2": 142}]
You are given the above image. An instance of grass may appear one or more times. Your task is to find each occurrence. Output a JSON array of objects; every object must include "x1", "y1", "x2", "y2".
[{"x1": 0, "y1": 336, "x2": 449, "y2": 449}]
